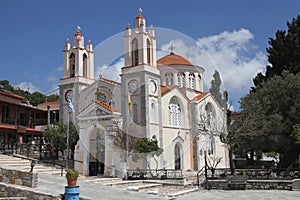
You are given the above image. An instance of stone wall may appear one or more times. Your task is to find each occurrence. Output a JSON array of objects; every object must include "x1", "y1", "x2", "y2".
[
  {"x1": 0, "y1": 166, "x2": 37, "y2": 188},
  {"x1": 0, "y1": 182, "x2": 60, "y2": 200},
  {"x1": 207, "y1": 179, "x2": 292, "y2": 190},
  {"x1": 247, "y1": 180, "x2": 291, "y2": 190}
]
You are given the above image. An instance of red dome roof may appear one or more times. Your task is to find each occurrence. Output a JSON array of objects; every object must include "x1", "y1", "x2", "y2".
[{"x1": 157, "y1": 53, "x2": 193, "y2": 66}]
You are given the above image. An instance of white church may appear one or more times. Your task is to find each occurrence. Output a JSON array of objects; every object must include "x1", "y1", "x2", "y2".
[{"x1": 58, "y1": 9, "x2": 229, "y2": 177}]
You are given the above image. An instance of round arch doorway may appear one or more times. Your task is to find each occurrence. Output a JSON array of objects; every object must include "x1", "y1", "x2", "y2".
[{"x1": 89, "y1": 127, "x2": 105, "y2": 176}]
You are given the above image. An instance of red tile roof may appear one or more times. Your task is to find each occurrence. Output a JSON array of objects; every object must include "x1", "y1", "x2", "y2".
[
  {"x1": 192, "y1": 92, "x2": 209, "y2": 101},
  {"x1": 96, "y1": 100, "x2": 117, "y2": 112},
  {"x1": 161, "y1": 85, "x2": 177, "y2": 95},
  {"x1": 101, "y1": 77, "x2": 121, "y2": 85},
  {"x1": 0, "y1": 90, "x2": 24, "y2": 100},
  {"x1": 0, "y1": 124, "x2": 17, "y2": 130},
  {"x1": 157, "y1": 53, "x2": 193, "y2": 66},
  {"x1": 38, "y1": 101, "x2": 59, "y2": 106},
  {"x1": 25, "y1": 128, "x2": 45, "y2": 133}
]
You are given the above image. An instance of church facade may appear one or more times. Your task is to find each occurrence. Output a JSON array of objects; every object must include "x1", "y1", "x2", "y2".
[{"x1": 59, "y1": 9, "x2": 229, "y2": 177}]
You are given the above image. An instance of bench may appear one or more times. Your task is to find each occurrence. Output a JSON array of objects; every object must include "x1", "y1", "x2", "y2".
[{"x1": 227, "y1": 175, "x2": 248, "y2": 190}]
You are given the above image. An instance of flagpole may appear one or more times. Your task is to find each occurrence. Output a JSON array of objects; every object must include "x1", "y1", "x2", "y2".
[
  {"x1": 125, "y1": 91, "x2": 131, "y2": 179},
  {"x1": 66, "y1": 109, "x2": 70, "y2": 170},
  {"x1": 66, "y1": 98, "x2": 74, "y2": 170}
]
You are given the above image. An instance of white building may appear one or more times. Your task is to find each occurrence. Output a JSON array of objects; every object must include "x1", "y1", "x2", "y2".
[{"x1": 59, "y1": 9, "x2": 229, "y2": 177}]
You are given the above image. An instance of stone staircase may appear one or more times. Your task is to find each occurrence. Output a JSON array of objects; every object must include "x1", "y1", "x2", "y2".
[{"x1": 0, "y1": 154, "x2": 65, "y2": 176}]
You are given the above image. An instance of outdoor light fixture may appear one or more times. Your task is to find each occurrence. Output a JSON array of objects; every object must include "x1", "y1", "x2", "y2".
[{"x1": 30, "y1": 160, "x2": 36, "y2": 172}]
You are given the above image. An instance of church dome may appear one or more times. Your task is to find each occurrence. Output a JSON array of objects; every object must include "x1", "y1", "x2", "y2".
[{"x1": 157, "y1": 53, "x2": 193, "y2": 66}]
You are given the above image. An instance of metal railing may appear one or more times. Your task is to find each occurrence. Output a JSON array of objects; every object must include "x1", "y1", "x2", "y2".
[{"x1": 127, "y1": 168, "x2": 183, "y2": 180}]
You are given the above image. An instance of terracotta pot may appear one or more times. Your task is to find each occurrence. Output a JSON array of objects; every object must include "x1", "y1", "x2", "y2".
[{"x1": 67, "y1": 178, "x2": 77, "y2": 187}]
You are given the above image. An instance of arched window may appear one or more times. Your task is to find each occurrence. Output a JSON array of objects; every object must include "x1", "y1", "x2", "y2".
[
  {"x1": 132, "y1": 39, "x2": 138, "y2": 66},
  {"x1": 205, "y1": 103, "x2": 215, "y2": 130},
  {"x1": 177, "y1": 72, "x2": 185, "y2": 88},
  {"x1": 147, "y1": 39, "x2": 151, "y2": 65},
  {"x1": 165, "y1": 72, "x2": 174, "y2": 85},
  {"x1": 188, "y1": 73, "x2": 195, "y2": 89},
  {"x1": 150, "y1": 101, "x2": 156, "y2": 123},
  {"x1": 83, "y1": 54, "x2": 87, "y2": 78},
  {"x1": 198, "y1": 74, "x2": 202, "y2": 90},
  {"x1": 174, "y1": 143, "x2": 182, "y2": 169},
  {"x1": 169, "y1": 97, "x2": 182, "y2": 127},
  {"x1": 69, "y1": 53, "x2": 75, "y2": 77},
  {"x1": 132, "y1": 103, "x2": 138, "y2": 123}
]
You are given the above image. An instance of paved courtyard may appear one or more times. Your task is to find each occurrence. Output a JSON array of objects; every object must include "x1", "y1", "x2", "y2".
[
  {"x1": 37, "y1": 173, "x2": 300, "y2": 200},
  {"x1": 177, "y1": 190, "x2": 300, "y2": 200}
]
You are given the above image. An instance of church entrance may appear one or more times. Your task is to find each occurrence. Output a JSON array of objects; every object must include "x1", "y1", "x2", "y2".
[{"x1": 89, "y1": 127, "x2": 105, "y2": 176}]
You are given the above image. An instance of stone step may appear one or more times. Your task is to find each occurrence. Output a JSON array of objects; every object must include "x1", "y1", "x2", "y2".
[
  {"x1": 104, "y1": 180, "x2": 141, "y2": 186},
  {"x1": 0, "y1": 154, "x2": 65, "y2": 177},
  {"x1": 86, "y1": 177, "x2": 122, "y2": 183},
  {"x1": 167, "y1": 188, "x2": 199, "y2": 198},
  {"x1": 127, "y1": 183, "x2": 162, "y2": 192}
]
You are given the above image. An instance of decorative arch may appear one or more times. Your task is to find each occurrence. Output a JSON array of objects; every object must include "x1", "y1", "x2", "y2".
[
  {"x1": 169, "y1": 96, "x2": 182, "y2": 127},
  {"x1": 165, "y1": 72, "x2": 174, "y2": 85},
  {"x1": 188, "y1": 73, "x2": 195, "y2": 89},
  {"x1": 174, "y1": 143, "x2": 183, "y2": 169},
  {"x1": 205, "y1": 103, "x2": 216, "y2": 130},
  {"x1": 131, "y1": 38, "x2": 138, "y2": 66},
  {"x1": 132, "y1": 103, "x2": 138, "y2": 123},
  {"x1": 150, "y1": 101, "x2": 156, "y2": 123},
  {"x1": 69, "y1": 53, "x2": 75, "y2": 77},
  {"x1": 177, "y1": 72, "x2": 185, "y2": 88},
  {"x1": 147, "y1": 38, "x2": 151, "y2": 65},
  {"x1": 83, "y1": 53, "x2": 87, "y2": 78}
]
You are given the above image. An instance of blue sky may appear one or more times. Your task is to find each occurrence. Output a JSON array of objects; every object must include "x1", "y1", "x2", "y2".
[{"x1": 0, "y1": 0, "x2": 299, "y2": 110}]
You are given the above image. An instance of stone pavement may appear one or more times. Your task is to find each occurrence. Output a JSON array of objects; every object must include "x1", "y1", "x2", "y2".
[
  {"x1": 177, "y1": 190, "x2": 300, "y2": 200},
  {"x1": 36, "y1": 173, "x2": 300, "y2": 200}
]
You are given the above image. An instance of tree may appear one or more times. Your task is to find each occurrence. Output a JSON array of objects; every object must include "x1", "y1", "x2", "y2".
[
  {"x1": 292, "y1": 124, "x2": 300, "y2": 144},
  {"x1": 131, "y1": 138, "x2": 163, "y2": 177},
  {"x1": 253, "y1": 15, "x2": 300, "y2": 87},
  {"x1": 44, "y1": 122, "x2": 79, "y2": 159},
  {"x1": 209, "y1": 70, "x2": 226, "y2": 108},
  {"x1": 239, "y1": 72, "x2": 300, "y2": 167},
  {"x1": 112, "y1": 120, "x2": 138, "y2": 153},
  {"x1": 239, "y1": 16, "x2": 300, "y2": 168},
  {"x1": 207, "y1": 156, "x2": 222, "y2": 177}
]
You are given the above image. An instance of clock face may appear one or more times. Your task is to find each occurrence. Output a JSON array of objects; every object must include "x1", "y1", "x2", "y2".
[
  {"x1": 65, "y1": 90, "x2": 73, "y2": 101},
  {"x1": 128, "y1": 79, "x2": 139, "y2": 93},
  {"x1": 149, "y1": 80, "x2": 157, "y2": 94}
]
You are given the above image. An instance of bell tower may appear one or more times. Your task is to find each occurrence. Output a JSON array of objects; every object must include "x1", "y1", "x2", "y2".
[
  {"x1": 124, "y1": 8, "x2": 156, "y2": 67},
  {"x1": 121, "y1": 9, "x2": 163, "y2": 170},
  {"x1": 59, "y1": 26, "x2": 95, "y2": 123}
]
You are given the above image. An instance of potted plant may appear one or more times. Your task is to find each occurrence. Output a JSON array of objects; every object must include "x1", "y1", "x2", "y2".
[{"x1": 66, "y1": 169, "x2": 79, "y2": 187}]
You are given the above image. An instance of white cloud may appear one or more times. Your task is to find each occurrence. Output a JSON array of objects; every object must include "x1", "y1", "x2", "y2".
[
  {"x1": 16, "y1": 82, "x2": 40, "y2": 93},
  {"x1": 95, "y1": 58, "x2": 123, "y2": 82}
]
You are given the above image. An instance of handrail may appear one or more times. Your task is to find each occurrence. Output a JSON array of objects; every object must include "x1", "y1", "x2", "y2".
[{"x1": 196, "y1": 166, "x2": 205, "y2": 188}]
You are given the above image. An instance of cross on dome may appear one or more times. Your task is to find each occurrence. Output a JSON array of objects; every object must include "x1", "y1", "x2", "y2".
[
  {"x1": 168, "y1": 44, "x2": 176, "y2": 54},
  {"x1": 76, "y1": 26, "x2": 81, "y2": 32}
]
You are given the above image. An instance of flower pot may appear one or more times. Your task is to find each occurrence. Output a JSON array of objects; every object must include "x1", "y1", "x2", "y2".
[{"x1": 67, "y1": 178, "x2": 78, "y2": 187}]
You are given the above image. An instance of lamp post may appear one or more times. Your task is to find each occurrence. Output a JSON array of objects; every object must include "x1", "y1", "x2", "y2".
[
  {"x1": 30, "y1": 160, "x2": 36, "y2": 172},
  {"x1": 204, "y1": 150, "x2": 211, "y2": 190},
  {"x1": 198, "y1": 147, "x2": 211, "y2": 190}
]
